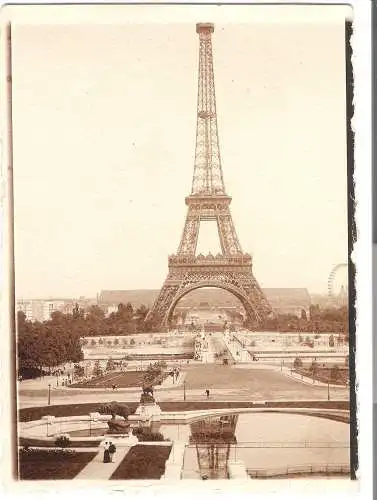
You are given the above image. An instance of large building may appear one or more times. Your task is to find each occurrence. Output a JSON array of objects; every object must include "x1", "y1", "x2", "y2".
[
  {"x1": 98, "y1": 288, "x2": 312, "y2": 317},
  {"x1": 16, "y1": 297, "x2": 97, "y2": 322}
]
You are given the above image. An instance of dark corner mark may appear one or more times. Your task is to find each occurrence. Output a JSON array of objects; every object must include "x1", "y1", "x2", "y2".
[{"x1": 345, "y1": 18, "x2": 357, "y2": 480}]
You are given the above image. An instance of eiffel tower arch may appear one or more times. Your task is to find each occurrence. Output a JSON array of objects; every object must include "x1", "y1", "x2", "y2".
[{"x1": 146, "y1": 23, "x2": 272, "y2": 330}]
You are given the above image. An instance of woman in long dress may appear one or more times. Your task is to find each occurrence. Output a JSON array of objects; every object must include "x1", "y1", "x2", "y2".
[{"x1": 103, "y1": 442, "x2": 111, "y2": 463}]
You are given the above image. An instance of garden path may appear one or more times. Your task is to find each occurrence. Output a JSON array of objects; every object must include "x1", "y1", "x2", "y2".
[{"x1": 75, "y1": 446, "x2": 131, "y2": 480}]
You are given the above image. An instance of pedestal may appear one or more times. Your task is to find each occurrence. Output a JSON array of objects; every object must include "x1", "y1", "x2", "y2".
[
  {"x1": 100, "y1": 433, "x2": 138, "y2": 446},
  {"x1": 128, "y1": 403, "x2": 162, "y2": 423}
]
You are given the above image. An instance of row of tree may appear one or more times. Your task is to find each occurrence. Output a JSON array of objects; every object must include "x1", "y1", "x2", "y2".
[
  {"x1": 293, "y1": 356, "x2": 349, "y2": 384},
  {"x1": 258, "y1": 305, "x2": 348, "y2": 335},
  {"x1": 17, "y1": 311, "x2": 83, "y2": 378},
  {"x1": 17, "y1": 300, "x2": 348, "y2": 378}
]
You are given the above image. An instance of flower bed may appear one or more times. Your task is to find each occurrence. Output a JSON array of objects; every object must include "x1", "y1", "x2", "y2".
[
  {"x1": 110, "y1": 445, "x2": 172, "y2": 480},
  {"x1": 19, "y1": 437, "x2": 101, "y2": 448}
]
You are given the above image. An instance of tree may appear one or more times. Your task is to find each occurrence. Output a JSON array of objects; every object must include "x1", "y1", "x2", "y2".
[
  {"x1": 328, "y1": 334, "x2": 335, "y2": 348},
  {"x1": 93, "y1": 360, "x2": 103, "y2": 377},
  {"x1": 330, "y1": 364, "x2": 341, "y2": 383},
  {"x1": 130, "y1": 338, "x2": 136, "y2": 346},
  {"x1": 106, "y1": 357, "x2": 116, "y2": 372},
  {"x1": 74, "y1": 364, "x2": 84, "y2": 378},
  {"x1": 310, "y1": 360, "x2": 318, "y2": 375},
  {"x1": 17, "y1": 309, "x2": 84, "y2": 378},
  {"x1": 293, "y1": 357, "x2": 303, "y2": 371},
  {"x1": 90, "y1": 338, "x2": 97, "y2": 347},
  {"x1": 72, "y1": 303, "x2": 85, "y2": 321},
  {"x1": 114, "y1": 338, "x2": 119, "y2": 346},
  {"x1": 301, "y1": 309, "x2": 307, "y2": 321}
]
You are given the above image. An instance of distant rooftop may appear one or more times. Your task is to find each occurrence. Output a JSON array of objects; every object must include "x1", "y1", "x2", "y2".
[{"x1": 98, "y1": 288, "x2": 312, "y2": 309}]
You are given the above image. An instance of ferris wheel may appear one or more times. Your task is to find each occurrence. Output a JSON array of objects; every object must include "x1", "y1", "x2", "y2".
[{"x1": 327, "y1": 263, "x2": 348, "y2": 298}]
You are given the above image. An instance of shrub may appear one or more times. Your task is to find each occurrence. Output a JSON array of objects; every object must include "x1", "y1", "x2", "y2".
[
  {"x1": 330, "y1": 365, "x2": 341, "y2": 382},
  {"x1": 132, "y1": 427, "x2": 165, "y2": 442},
  {"x1": 310, "y1": 360, "x2": 318, "y2": 374},
  {"x1": 106, "y1": 357, "x2": 116, "y2": 372},
  {"x1": 55, "y1": 434, "x2": 70, "y2": 448},
  {"x1": 74, "y1": 364, "x2": 84, "y2": 378},
  {"x1": 293, "y1": 357, "x2": 303, "y2": 370},
  {"x1": 93, "y1": 360, "x2": 103, "y2": 377}
]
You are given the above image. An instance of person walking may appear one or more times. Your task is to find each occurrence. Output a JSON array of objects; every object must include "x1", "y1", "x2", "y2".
[
  {"x1": 103, "y1": 441, "x2": 111, "y2": 463},
  {"x1": 109, "y1": 442, "x2": 116, "y2": 463},
  {"x1": 205, "y1": 389, "x2": 210, "y2": 399}
]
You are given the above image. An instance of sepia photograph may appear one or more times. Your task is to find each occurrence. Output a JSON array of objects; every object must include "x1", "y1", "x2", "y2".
[{"x1": 0, "y1": 2, "x2": 362, "y2": 490}]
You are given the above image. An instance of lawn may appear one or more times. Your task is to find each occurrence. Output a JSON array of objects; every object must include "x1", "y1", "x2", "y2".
[
  {"x1": 18, "y1": 449, "x2": 96, "y2": 480},
  {"x1": 70, "y1": 371, "x2": 145, "y2": 389},
  {"x1": 295, "y1": 367, "x2": 349, "y2": 386},
  {"x1": 110, "y1": 445, "x2": 172, "y2": 479}
]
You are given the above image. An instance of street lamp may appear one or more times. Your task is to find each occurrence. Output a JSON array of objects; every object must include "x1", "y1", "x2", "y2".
[
  {"x1": 183, "y1": 380, "x2": 186, "y2": 401},
  {"x1": 327, "y1": 381, "x2": 330, "y2": 401},
  {"x1": 48, "y1": 383, "x2": 51, "y2": 405}
]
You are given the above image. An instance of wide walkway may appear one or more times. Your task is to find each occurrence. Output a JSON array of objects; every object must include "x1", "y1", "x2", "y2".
[
  {"x1": 18, "y1": 364, "x2": 349, "y2": 409},
  {"x1": 75, "y1": 446, "x2": 131, "y2": 480}
]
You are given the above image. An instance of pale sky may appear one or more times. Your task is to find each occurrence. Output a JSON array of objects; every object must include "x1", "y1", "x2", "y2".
[{"x1": 8, "y1": 5, "x2": 351, "y2": 298}]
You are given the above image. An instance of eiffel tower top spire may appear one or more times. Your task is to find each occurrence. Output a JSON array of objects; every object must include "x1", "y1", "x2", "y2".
[{"x1": 191, "y1": 22, "x2": 226, "y2": 196}]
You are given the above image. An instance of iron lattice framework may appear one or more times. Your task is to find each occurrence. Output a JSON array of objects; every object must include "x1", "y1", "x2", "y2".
[{"x1": 146, "y1": 23, "x2": 272, "y2": 328}]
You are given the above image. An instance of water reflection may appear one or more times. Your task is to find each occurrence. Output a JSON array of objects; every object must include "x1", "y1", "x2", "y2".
[
  {"x1": 189, "y1": 415, "x2": 238, "y2": 479},
  {"x1": 182, "y1": 412, "x2": 350, "y2": 479}
]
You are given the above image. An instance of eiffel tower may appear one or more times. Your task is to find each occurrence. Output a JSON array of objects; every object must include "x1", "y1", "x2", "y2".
[{"x1": 146, "y1": 23, "x2": 272, "y2": 329}]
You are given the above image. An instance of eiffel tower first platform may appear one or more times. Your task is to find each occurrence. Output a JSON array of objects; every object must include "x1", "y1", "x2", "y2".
[{"x1": 146, "y1": 23, "x2": 272, "y2": 329}]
